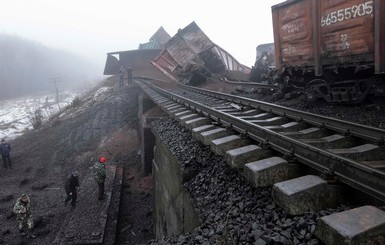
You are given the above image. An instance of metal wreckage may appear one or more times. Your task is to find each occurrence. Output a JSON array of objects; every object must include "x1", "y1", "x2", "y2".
[
  {"x1": 104, "y1": 22, "x2": 253, "y2": 85},
  {"x1": 150, "y1": 21, "x2": 251, "y2": 84}
]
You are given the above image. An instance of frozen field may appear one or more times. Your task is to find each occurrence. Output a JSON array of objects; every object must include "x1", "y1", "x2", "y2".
[{"x1": 0, "y1": 91, "x2": 80, "y2": 140}]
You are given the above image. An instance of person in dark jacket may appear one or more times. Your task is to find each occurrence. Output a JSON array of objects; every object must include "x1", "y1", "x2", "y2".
[
  {"x1": 126, "y1": 65, "x2": 133, "y2": 84},
  {"x1": 64, "y1": 171, "x2": 80, "y2": 207},
  {"x1": 0, "y1": 139, "x2": 12, "y2": 168},
  {"x1": 119, "y1": 66, "x2": 125, "y2": 87}
]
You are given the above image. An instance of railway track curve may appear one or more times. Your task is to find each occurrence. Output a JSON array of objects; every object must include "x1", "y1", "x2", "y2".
[
  {"x1": 138, "y1": 79, "x2": 385, "y2": 202},
  {"x1": 137, "y1": 78, "x2": 385, "y2": 244}
]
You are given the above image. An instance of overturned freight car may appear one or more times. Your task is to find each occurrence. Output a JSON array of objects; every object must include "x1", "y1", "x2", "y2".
[
  {"x1": 249, "y1": 43, "x2": 277, "y2": 83},
  {"x1": 151, "y1": 21, "x2": 251, "y2": 84},
  {"x1": 272, "y1": 0, "x2": 385, "y2": 104},
  {"x1": 103, "y1": 49, "x2": 172, "y2": 82}
]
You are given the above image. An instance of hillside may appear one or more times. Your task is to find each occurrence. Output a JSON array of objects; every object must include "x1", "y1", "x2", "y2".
[
  {"x1": 0, "y1": 34, "x2": 100, "y2": 100},
  {"x1": 0, "y1": 78, "x2": 153, "y2": 244}
]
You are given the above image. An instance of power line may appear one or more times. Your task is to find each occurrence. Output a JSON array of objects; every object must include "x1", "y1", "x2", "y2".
[{"x1": 49, "y1": 77, "x2": 61, "y2": 110}]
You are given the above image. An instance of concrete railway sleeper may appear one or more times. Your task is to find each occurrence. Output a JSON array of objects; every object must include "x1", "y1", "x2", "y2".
[{"x1": 137, "y1": 79, "x2": 385, "y2": 244}]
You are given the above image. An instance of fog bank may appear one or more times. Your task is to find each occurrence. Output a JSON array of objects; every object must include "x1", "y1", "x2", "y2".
[{"x1": 0, "y1": 34, "x2": 102, "y2": 100}]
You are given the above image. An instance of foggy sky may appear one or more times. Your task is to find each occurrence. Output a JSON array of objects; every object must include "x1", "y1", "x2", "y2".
[
  {"x1": 0, "y1": 34, "x2": 100, "y2": 99},
  {"x1": 0, "y1": 0, "x2": 283, "y2": 70}
]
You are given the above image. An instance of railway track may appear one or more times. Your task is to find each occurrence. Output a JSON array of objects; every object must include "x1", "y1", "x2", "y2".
[
  {"x1": 138, "y1": 78, "x2": 385, "y2": 243},
  {"x1": 222, "y1": 80, "x2": 278, "y2": 92},
  {"x1": 139, "y1": 79, "x2": 385, "y2": 201}
]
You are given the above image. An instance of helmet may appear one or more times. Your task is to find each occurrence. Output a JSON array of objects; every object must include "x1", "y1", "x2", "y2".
[{"x1": 99, "y1": 157, "x2": 107, "y2": 163}]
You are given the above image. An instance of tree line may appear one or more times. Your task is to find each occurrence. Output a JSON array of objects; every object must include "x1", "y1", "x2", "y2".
[{"x1": 0, "y1": 34, "x2": 100, "y2": 100}]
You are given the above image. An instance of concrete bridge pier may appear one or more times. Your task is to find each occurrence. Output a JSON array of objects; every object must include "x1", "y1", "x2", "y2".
[
  {"x1": 138, "y1": 92, "x2": 167, "y2": 175},
  {"x1": 151, "y1": 119, "x2": 201, "y2": 239}
]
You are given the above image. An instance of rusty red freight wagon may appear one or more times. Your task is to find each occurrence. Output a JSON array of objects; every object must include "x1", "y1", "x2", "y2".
[{"x1": 272, "y1": 0, "x2": 385, "y2": 104}]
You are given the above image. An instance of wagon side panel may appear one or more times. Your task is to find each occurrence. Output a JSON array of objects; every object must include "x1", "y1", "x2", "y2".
[
  {"x1": 272, "y1": 0, "x2": 314, "y2": 71},
  {"x1": 319, "y1": 0, "x2": 376, "y2": 69}
]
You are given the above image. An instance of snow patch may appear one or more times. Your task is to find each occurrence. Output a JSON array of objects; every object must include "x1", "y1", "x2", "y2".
[
  {"x1": 0, "y1": 91, "x2": 79, "y2": 140},
  {"x1": 94, "y1": 87, "x2": 111, "y2": 98}
]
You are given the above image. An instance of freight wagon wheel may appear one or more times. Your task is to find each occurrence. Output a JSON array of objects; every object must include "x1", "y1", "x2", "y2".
[
  {"x1": 304, "y1": 79, "x2": 328, "y2": 101},
  {"x1": 305, "y1": 79, "x2": 327, "y2": 92}
]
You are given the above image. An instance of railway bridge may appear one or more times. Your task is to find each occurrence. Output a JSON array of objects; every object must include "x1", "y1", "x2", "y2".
[
  {"x1": 136, "y1": 79, "x2": 385, "y2": 244},
  {"x1": 100, "y1": 20, "x2": 385, "y2": 242}
]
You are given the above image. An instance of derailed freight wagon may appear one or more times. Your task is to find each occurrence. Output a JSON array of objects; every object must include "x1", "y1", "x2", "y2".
[
  {"x1": 151, "y1": 21, "x2": 251, "y2": 84},
  {"x1": 104, "y1": 49, "x2": 172, "y2": 82},
  {"x1": 249, "y1": 43, "x2": 276, "y2": 83},
  {"x1": 272, "y1": 0, "x2": 385, "y2": 104},
  {"x1": 103, "y1": 26, "x2": 172, "y2": 82}
]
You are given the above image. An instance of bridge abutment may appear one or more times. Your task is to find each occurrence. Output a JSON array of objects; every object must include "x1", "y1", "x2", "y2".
[
  {"x1": 138, "y1": 92, "x2": 167, "y2": 175},
  {"x1": 139, "y1": 93, "x2": 200, "y2": 239},
  {"x1": 151, "y1": 123, "x2": 201, "y2": 239}
]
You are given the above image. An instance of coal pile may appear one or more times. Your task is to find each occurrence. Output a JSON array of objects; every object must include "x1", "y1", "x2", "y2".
[
  {"x1": 241, "y1": 92, "x2": 385, "y2": 129},
  {"x1": 150, "y1": 118, "x2": 353, "y2": 244}
]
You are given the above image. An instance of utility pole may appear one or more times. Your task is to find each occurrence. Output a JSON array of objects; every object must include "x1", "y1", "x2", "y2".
[{"x1": 49, "y1": 77, "x2": 61, "y2": 110}]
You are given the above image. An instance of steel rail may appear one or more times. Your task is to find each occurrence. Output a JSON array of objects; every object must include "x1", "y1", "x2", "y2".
[
  {"x1": 138, "y1": 81, "x2": 385, "y2": 203},
  {"x1": 180, "y1": 84, "x2": 385, "y2": 144},
  {"x1": 222, "y1": 80, "x2": 279, "y2": 90}
]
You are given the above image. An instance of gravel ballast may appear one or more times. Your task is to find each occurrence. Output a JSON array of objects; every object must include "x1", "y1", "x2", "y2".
[{"x1": 150, "y1": 118, "x2": 355, "y2": 245}]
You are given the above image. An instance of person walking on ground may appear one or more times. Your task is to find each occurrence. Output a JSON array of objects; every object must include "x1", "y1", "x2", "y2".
[
  {"x1": 64, "y1": 171, "x2": 80, "y2": 207},
  {"x1": 119, "y1": 66, "x2": 125, "y2": 87},
  {"x1": 93, "y1": 156, "x2": 107, "y2": 200},
  {"x1": 13, "y1": 193, "x2": 36, "y2": 238},
  {"x1": 126, "y1": 65, "x2": 133, "y2": 85},
  {"x1": 0, "y1": 138, "x2": 12, "y2": 168}
]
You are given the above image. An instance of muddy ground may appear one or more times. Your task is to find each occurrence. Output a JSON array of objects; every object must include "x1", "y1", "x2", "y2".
[{"x1": 0, "y1": 78, "x2": 153, "y2": 245}]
